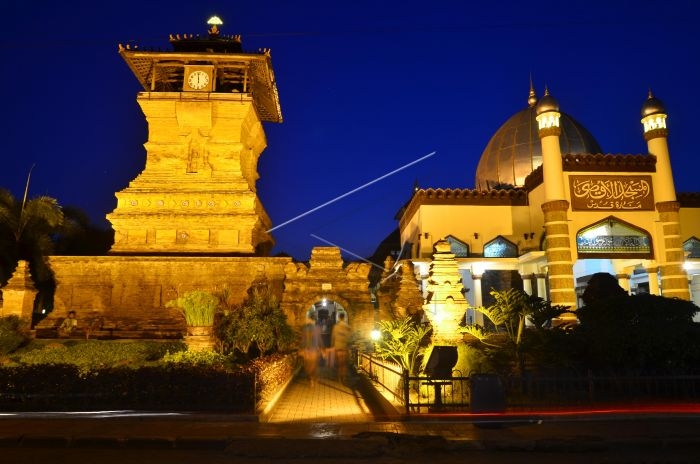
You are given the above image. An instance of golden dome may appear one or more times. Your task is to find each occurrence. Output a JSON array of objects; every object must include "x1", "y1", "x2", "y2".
[{"x1": 475, "y1": 88, "x2": 602, "y2": 190}]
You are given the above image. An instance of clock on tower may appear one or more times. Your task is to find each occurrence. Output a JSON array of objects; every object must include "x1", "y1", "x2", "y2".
[{"x1": 184, "y1": 66, "x2": 213, "y2": 92}]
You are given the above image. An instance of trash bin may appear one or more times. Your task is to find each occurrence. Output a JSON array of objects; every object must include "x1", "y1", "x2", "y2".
[{"x1": 470, "y1": 373, "x2": 505, "y2": 413}]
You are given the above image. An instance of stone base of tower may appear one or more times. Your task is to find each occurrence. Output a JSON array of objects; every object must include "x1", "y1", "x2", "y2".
[
  {"x1": 106, "y1": 92, "x2": 275, "y2": 256},
  {"x1": 108, "y1": 189, "x2": 273, "y2": 255}
]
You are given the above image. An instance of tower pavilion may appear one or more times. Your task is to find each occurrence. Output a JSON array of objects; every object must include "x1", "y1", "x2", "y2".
[{"x1": 107, "y1": 17, "x2": 282, "y2": 255}]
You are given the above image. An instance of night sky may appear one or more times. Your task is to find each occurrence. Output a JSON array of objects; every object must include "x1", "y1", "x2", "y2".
[{"x1": 2, "y1": 1, "x2": 699, "y2": 261}]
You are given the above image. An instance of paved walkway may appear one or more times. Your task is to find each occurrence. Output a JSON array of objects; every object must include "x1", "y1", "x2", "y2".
[{"x1": 264, "y1": 366, "x2": 373, "y2": 423}]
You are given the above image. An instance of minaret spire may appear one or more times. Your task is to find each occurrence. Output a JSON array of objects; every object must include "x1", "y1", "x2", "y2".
[{"x1": 528, "y1": 74, "x2": 537, "y2": 107}]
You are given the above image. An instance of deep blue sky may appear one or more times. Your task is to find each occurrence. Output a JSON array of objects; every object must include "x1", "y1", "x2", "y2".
[{"x1": 2, "y1": 1, "x2": 699, "y2": 261}]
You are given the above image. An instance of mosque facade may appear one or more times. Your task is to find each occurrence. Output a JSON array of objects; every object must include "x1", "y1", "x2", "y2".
[{"x1": 396, "y1": 86, "x2": 700, "y2": 324}]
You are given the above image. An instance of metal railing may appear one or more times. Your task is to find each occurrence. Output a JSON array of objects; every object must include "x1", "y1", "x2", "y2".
[
  {"x1": 358, "y1": 352, "x2": 471, "y2": 414},
  {"x1": 358, "y1": 352, "x2": 700, "y2": 414}
]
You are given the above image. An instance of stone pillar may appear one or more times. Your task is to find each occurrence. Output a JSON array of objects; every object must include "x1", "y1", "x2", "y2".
[
  {"x1": 536, "y1": 273, "x2": 548, "y2": 300},
  {"x1": 656, "y1": 201, "x2": 690, "y2": 300},
  {"x1": 689, "y1": 274, "x2": 700, "y2": 311},
  {"x1": 522, "y1": 274, "x2": 533, "y2": 295},
  {"x1": 471, "y1": 273, "x2": 484, "y2": 326},
  {"x1": 616, "y1": 273, "x2": 631, "y2": 295},
  {"x1": 645, "y1": 267, "x2": 660, "y2": 296},
  {"x1": 0, "y1": 260, "x2": 37, "y2": 321},
  {"x1": 541, "y1": 200, "x2": 577, "y2": 311}
]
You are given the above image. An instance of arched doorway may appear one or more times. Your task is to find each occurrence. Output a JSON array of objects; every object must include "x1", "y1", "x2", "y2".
[
  {"x1": 306, "y1": 297, "x2": 348, "y2": 348},
  {"x1": 574, "y1": 216, "x2": 654, "y2": 305}
]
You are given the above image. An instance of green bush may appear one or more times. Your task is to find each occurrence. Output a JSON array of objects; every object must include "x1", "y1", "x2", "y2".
[
  {"x1": 216, "y1": 283, "x2": 295, "y2": 358},
  {"x1": 12, "y1": 340, "x2": 186, "y2": 374},
  {"x1": 162, "y1": 349, "x2": 230, "y2": 367},
  {"x1": 0, "y1": 363, "x2": 256, "y2": 412},
  {"x1": 0, "y1": 315, "x2": 29, "y2": 355}
]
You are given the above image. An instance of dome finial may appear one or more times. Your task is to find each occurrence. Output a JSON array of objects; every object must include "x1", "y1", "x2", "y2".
[
  {"x1": 528, "y1": 74, "x2": 537, "y2": 107},
  {"x1": 641, "y1": 89, "x2": 666, "y2": 117},
  {"x1": 536, "y1": 85, "x2": 559, "y2": 116}
]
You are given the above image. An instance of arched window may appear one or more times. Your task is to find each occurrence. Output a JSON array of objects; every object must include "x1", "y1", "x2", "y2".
[
  {"x1": 684, "y1": 237, "x2": 700, "y2": 258},
  {"x1": 445, "y1": 235, "x2": 470, "y2": 258},
  {"x1": 483, "y1": 236, "x2": 518, "y2": 258},
  {"x1": 576, "y1": 216, "x2": 652, "y2": 259}
]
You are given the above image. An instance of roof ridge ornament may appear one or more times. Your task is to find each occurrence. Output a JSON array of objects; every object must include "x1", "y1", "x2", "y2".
[{"x1": 207, "y1": 15, "x2": 223, "y2": 36}]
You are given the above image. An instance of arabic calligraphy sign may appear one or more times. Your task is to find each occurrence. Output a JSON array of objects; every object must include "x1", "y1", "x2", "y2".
[{"x1": 569, "y1": 175, "x2": 654, "y2": 211}]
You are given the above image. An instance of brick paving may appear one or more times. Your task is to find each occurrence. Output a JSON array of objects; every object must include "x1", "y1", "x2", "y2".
[{"x1": 265, "y1": 366, "x2": 372, "y2": 423}]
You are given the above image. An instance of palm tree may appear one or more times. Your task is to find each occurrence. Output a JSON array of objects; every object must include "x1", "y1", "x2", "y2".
[{"x1": 0, "y1": 187, "x2": 64, "y2": 311}]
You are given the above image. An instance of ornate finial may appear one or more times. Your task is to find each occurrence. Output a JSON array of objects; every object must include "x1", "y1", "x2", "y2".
[
  {"x1": 528, "y1": 74, "x2": 537, "y2": 107},
  {"x1": 648, "y1": 88, "x2": 654, "y2": 99},
  {"x1": 207, "y1": 15, "x2": 223, "y2": 36},
  {"x1": 543, "y1": 85, "x2": 550, "y2": 96}
]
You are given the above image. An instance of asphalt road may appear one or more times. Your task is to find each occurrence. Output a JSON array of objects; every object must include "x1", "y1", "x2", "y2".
[{"x1": 1, "y1": 415, "x2": 699, "y2": 463}]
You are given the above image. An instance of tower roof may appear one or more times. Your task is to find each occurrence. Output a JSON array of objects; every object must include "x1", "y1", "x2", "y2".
[{"x1": 118, "y1": 18, "x2": 282, "y2": 123}]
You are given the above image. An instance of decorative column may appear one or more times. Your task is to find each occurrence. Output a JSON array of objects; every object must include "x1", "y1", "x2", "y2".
[
  {"x1": 656, "y1": 202, "x2": 690, "y2": 300},
  {"x1": 536, "y1": 89, "x2": 577, "y2": 312},
  {"x1": 0, "y1": 260, "x2": 37, "y2": 321},
  {"x1": 641, "y1": 92, "x2": 690, "y2": 300},
  {"x1": 536, "y1": 273, "x2": 548, "y2": 299},
  {"x1": 645, "y1": 266, "x2": 660, "y2": 295}
]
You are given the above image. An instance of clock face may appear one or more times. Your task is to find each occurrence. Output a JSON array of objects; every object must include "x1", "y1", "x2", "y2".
[{"x1": 187, "y1": 70, "x2": 210, "y2": 90}]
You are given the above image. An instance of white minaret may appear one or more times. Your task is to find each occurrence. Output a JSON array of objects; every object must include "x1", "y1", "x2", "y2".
[
  {"x1": 535, "y1": 88, "x2": 565, "y2": 202},
  {"x1": 641, "y1": 90, "x2": 675, "y2": 203},
  {"x1": 641, "y1": 90, "x2": 690, "y2": 301},
  {"x1": 536, "y1": 88, "x2": 577, "y2": 313}
]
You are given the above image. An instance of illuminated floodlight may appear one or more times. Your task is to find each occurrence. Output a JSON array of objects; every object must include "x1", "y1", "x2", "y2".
[
  {"x1": 370, "y1": 328, "x2": 381, "y2": 341},
  {"x1": 207, "y1": 16, "x2": 223, "y2": 26}
]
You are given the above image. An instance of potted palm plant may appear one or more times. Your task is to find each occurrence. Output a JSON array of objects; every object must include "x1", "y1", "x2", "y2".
[{"x1": 167, "y1": 290, "x2": 219, "y2": 351}]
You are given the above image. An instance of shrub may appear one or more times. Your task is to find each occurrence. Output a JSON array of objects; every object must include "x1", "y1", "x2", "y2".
[
  {"x1": 13, "y1": 340, "x2": 186, "y2": 374},
  {"x1": 0, "y1": 315, "x2": 29, "y2": 355},
  {"x1": 0, "y1": 363, "x2": 257, "y2": 412},
  {"x1": 166, "y1": 290, "x2": 219, "y2": 326},
  {"x1": 216, "y1": 282, "x2": 295, "y2": 358},
  {"x1": 161, "y1": 349, "x2": 230, "y2": 367}
]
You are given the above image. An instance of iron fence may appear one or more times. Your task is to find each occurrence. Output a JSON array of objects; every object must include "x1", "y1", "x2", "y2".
[{"x1": 357, "y1": 352, "x2": 700, "y2": 414}]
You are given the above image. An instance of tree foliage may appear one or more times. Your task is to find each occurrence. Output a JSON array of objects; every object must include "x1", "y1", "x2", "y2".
[
  {"x1": 372, "y1": 315, "x2": 431, "y2": 374},
  {"x1": 460, "y1": 288, "x2": 572, "y2": 374},
  {"x1": 0, "y1": 188, "x2": 64, "y2": 286},
  {"x1": 53, "y1": 206, "x2": 113, "y2": 256},
  {"x1": 581, "y1": 272, "x2": 627, "y2": 307},
  {"x1": 575, "y1": 293, "x2": 700, "y2": 372}
]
